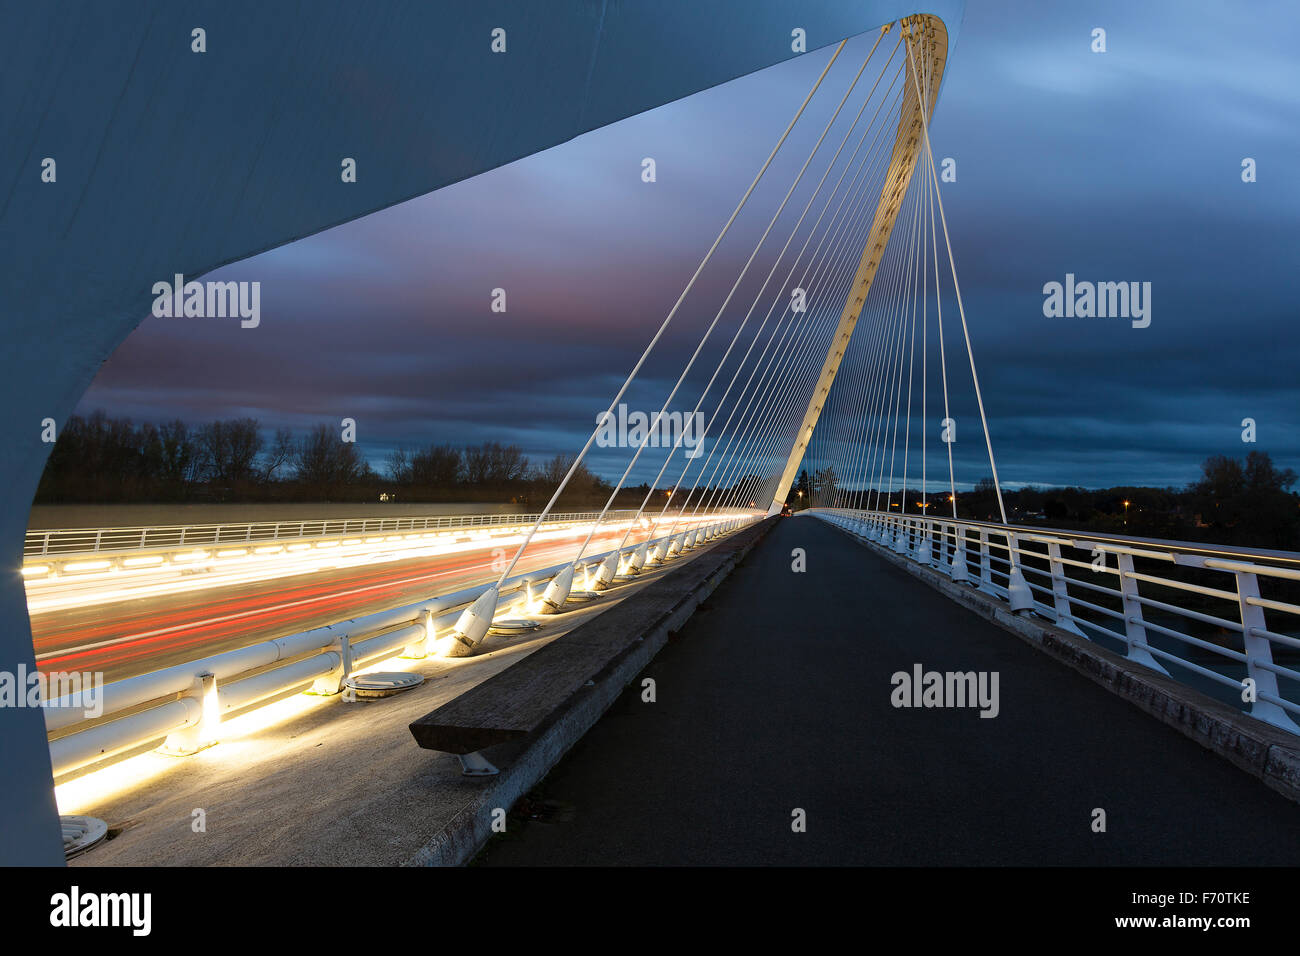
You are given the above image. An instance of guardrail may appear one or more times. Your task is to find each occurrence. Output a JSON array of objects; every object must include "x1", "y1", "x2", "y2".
[
  {"x1": 21, "y1": 509, "x2": 667, "y2": 582},
  {"x1": 42, "y1": 515, "x2": 755, "y2": 779},
  {"x1": 812, "y1": 507, "x2": 1300, "y2": 735},
  {"x1": 24, "y1": 509, "x2": 641, "y2": 558}
]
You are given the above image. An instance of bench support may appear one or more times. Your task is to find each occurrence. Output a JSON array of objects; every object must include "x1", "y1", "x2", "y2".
[{"x1": 458, "y1": 752, "x2": 499, "y2": 776}]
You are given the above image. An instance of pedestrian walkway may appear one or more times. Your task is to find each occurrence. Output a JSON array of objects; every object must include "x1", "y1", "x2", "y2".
[{"x1": 477, "y1": 515, "x2": 1300, "y2": 865}]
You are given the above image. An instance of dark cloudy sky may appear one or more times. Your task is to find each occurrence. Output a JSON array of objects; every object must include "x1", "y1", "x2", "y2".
[{"x1": 81, "y1": 0, "x2": 1300, "y2": 491}]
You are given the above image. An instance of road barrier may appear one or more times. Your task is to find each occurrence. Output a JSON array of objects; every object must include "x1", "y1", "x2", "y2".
[
  {"x1": 42, "y1": 516, "x2": 755, "y2": 779},
  {"x1": 23, "y1": 510, "x2": 650, "y2": 576}
]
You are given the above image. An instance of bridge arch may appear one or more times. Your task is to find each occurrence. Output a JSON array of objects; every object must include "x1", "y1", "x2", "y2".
[{"x1": 0, "y1": 0, "x2": 962, "y2": 863}]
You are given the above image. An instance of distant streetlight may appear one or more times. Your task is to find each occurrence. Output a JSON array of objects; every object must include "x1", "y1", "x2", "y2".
[{"x1": 1123, "y1": 499, "x2": 1131, "y2": 526}]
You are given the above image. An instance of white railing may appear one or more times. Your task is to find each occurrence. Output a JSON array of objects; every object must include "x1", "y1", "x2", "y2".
[
  {"x1": 20, "y1": 512, "x2": 639, "y2": 580},
  {"x1": 24, "y1": 509, "x2": 638, "y2": 558},
  {"x1": 41, "y1": 516, "x2": 755, "y2": 779},
  {"x1": 812, "y1": 507, "x2": 1300, "y2": 735}
]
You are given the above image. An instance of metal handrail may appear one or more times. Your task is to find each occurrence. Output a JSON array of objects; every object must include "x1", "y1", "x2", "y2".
[
  {"x1": 812, "y1": 507, "x2": 1300, "y2": 736},
  {"x1": 24, "y1": 509, "x2": 648, "y2": 558}
]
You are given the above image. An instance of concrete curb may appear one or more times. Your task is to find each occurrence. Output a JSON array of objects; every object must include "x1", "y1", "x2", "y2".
[
  {"x1": 824, "y1": 519, "x2": 1300, "y2": 805},
  {"x1": 403, "y1": 517, "x2": 779, "y2": 866}
]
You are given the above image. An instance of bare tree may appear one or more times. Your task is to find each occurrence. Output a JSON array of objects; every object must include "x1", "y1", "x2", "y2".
[
  {"x1": 198, "y1": 418, "x2": 263, "y2": 483},
  {"x1": 158, "y1": 419, "x2": 199, "y2": 484},
  {"x1": 488, "y1": 442, "x2": 528, "y2": 483},
  {"x1": 463, "y1": 443, "x2": 491, "y2": 485},
  {"x1": 462, "y1": 441, "x2": 527, "y2": 485},
  {"x1": 261, "y1": 426, "x2": 295, "y2": 482},
  {"x1": 385, "y1": 447, "x2": 412, "y2": 484},
  {"x1": 534, "y1": 453, "x2": 599, "y2": 498},
  {"x1": 411, "y1": 444, "x2": 462, "y2": 486},
  {"x1": 294, "y1": 423, "x2": 366, "y2": 493}
]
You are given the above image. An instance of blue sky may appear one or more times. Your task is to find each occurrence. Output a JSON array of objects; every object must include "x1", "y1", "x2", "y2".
[{"x1": 80, "y1": 0, "x2": 1300, "y2": 491}]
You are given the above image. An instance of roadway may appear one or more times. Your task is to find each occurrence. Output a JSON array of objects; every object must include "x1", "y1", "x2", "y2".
[
  {"x1": 29, "y1": 523, "x2": 672, "y2": 684},
  {"x1": 477, "y1": 514, "x2": 1300, "y2": 865}
]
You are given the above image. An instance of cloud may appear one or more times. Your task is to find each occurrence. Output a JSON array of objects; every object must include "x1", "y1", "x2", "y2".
[{"x1": 80, "y1": 4, "x2": 1300, "y2": 492}]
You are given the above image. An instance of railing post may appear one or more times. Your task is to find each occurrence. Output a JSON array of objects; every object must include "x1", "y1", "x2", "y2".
[
  {"x1": 1235, "y1": 570, "x2": 1299, "y2": 731},
  {"x1": 1115, "y1": 552, "x2": 1168, "y2": 674},
  {"x1": 910, "y1": 518, "x2": 928, "y2": 564},
  {"x1": 402, "y1": 610, "x2": 433, "y2": 659},
  {"x1": 950, "y1": 524, "x2": 969, "y2": 584},
  {"x1": 158, "y1": 672, "x2": 220, "y2": 756},
  {"x1": 1047, "y1": 541, "x2": 1087, "y2": 637},
  {"x1": 522, "y1": 576, "x2": 539, "y2": 603},
  {"x1": 978, "y1": 529, "x2": 992, "y2": 592},
  {"x1": 309, "y1": 635, "x2": 353, "y2": 695},
  {"x1": 1004, "y1": 533, "x2": 1034, "y2": 612}
]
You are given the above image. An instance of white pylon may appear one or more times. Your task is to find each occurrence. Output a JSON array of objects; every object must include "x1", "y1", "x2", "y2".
[
  {"x1": 1005, "y1": 546, "x2": 1034, "y2": 613},
  {"x1": 593, "y1": 551, "x2": 620, "y2": 590},
  {"x1": 443, "y1": 585, "x2": 499, "y2": 657},
  {"x1": 628, "y1": 540, "x2": 650, "y2": 573},
  {"x1": 540, "y1": 563, "x2": 575, "y2": 614},
  {"x1": 950, "y1": 532, "x2": 969, "y2": 583}
]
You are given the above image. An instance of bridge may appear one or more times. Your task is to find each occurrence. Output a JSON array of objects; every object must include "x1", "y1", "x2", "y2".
[{"x1": 3, "y1": 0, "x2": 1297, "y2": 873}]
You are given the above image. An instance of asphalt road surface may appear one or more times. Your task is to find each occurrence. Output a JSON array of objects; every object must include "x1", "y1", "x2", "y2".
[{"x1": 477, "y1": 515, "x2": 1300, "y2": 865}]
